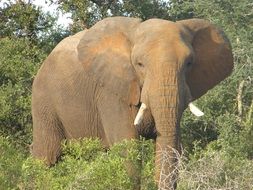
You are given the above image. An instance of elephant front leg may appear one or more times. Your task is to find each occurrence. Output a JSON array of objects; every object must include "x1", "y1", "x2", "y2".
[
  {"x1": 97, "y1": 95, "x2": 141, "y2": 189},
  {"x1": 97, "y1": 94, "x2": 139, "y2": 145}
]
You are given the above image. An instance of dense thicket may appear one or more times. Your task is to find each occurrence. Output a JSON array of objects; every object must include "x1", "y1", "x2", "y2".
[{"x1": 0, "y1": 0, "x2": 252, "y2": 189}]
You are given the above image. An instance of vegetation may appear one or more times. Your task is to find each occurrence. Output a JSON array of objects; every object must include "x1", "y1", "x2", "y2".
[{"x1": 0, "y1": 0, "x2": 252, "y2": 189}]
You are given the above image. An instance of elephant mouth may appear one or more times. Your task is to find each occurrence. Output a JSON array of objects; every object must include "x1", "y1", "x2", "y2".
[{"x1": 134, "y1": 102, "x2": 204, "y2": 127}]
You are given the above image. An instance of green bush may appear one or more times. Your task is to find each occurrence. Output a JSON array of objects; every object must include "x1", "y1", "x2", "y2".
[
  {"x1": 19, "y1": 138, "x2": 156, "y2": 190},
  {"x1": 0, "y1": 37, "x2": 46, "y2": 150},
  {"x1": 0, "y1": 136, "x2": 24, "y2": 189},
  {"x1": 179, "y1": 0, "x2": 253, "y2": 159},
  {"x1": 1, "y1": 136, "x2": 252, "y2": 190}
]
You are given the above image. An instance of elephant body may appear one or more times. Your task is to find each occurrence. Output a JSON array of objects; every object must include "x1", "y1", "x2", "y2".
[
  {"x1": 32, "y1": 30, "x2": 103, "y2": 139},
  {"x1": 32, "y1": 17, "x2": 233, "y2": 189},
  {"x1": 32, "y1": 18, "x2": 152, "y2": 164}
]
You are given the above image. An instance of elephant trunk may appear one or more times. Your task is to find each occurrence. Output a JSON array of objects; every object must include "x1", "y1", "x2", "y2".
[{"x1": 149, "y1": 67, "x2": 183, "y2": 189}]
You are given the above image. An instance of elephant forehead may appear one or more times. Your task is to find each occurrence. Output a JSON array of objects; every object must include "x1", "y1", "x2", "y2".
[
  {"x1": 135, "y1": 20, "x2": 182, "y2": 41},
  {"x1": 133, "y1": 22, "x2": 189, "y2": 61},
  {"x1": 133, "y1": 37, "x2": 191, "y2": 66}
]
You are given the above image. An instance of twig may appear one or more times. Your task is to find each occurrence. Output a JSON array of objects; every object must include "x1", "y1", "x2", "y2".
[{"x1": 237, "y1": 80, "x2": 245, "y2": 122}]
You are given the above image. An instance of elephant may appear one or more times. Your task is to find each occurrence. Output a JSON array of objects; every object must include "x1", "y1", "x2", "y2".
[{"x1": 31, "y1": 17, "x2": 233, "y2": 189}]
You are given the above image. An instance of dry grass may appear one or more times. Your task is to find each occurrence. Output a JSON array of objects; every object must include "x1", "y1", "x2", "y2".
[{"x1": 157, "y1": 147, "x2": 253, "y2": 190}]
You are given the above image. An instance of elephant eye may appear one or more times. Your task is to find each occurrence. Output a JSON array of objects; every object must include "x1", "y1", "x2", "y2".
[
  {"x1": 137, "y1": 62, "x2": 144, "y2": 67},
  {"x1": 186, "y1": 62, "x2": 192, "y2": 67}
]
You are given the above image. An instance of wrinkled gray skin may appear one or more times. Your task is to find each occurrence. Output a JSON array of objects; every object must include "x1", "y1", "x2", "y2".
[{"x1": 32, "y1": 17, "x2": 233, "y2": 189}]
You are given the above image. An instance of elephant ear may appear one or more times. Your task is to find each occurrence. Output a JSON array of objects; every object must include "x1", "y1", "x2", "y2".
[
  {"x1": 77, "y1": 17, "x2": 141, "y2": 105},
  {"x1": 177, "y1": 19, "x2": 234, "y2": 100}
]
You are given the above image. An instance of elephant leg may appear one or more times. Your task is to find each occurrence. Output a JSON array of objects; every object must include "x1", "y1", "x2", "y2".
[
  {"x1": 97, "y1": 96, "x2": 138, "y2": 144},
  {"x1": 31, "y1": 106, "x2": 65, "y2": 166},
  {"x1": 97, "y1": 96, "x2": 140, "y2": 189}
]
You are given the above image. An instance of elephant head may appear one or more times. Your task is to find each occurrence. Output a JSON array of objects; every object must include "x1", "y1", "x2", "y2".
[{"x1": 77, "y1": 17, "x2": 233, "y2": 189}]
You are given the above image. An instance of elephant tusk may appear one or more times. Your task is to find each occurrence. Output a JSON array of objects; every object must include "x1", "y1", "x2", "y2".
[
  {"x1": 134, "y1": 103, "x2": 147, "y2": 126},
  {"x1": 189, "y1": 103, "x2": 204, "y2": 117}
]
